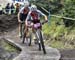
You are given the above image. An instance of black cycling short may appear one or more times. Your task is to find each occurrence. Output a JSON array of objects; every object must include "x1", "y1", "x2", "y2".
[
  {"x1": 32, "y1": 19, "x2": 40, "y2": 24},
  {"x1": 20, "y1": 13, "x2": 28, "y2": 21}
]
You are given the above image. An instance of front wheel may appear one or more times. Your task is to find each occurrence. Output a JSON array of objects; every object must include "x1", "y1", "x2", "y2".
[{"x1": 36, "y1": 29, "x2": 46, "y2": 54}]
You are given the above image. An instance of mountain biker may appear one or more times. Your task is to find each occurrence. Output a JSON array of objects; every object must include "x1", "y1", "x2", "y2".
[
  {"x1": 25, "y1": 5, "x2": 48, "y2": 37},
  {"x1": 15, "y1": 3, "x2": 20, "y2": 14},
  {"x1": 18, "y1": 1, "x2": 30, "y2": 38}
]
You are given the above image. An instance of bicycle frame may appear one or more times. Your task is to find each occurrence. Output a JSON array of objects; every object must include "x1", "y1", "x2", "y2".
[
  {"x1": 26, "y1": 21, "x2": 46, "y2": 54},
  {"x1": 33, "y1": 24, "x2": 46, "y2": 54}
]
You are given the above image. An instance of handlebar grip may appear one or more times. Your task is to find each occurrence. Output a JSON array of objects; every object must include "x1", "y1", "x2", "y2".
[{"x1": 42, "y1": 20, "x2": 48, "y2": 24}]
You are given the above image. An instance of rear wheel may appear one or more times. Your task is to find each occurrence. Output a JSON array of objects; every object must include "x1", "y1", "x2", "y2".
[{"x1": 35, "y1": 31, "x2": 41, "y2": 51}]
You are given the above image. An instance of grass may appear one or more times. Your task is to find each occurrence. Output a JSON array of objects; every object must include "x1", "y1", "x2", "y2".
[
  {"x1": 45, "y1": 40, "x2": 74, "y2": 49},
  {"x1": 43, "y1": 17, "x2": 75, "y2": 49},
  {"x1": 2, "y1": 40, "x2": 20, "y2": 52},
  {"x1": 49, "y1": 40, "x2": 65, "y2": 49}
]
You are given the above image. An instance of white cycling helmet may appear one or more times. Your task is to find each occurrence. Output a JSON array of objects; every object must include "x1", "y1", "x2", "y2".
[
  {"x1": 24, "y1": 1, "x2": 29, "y2": 7},
  {"x1": 31, "y1": 5, "x2": 37, "y2": 11}
]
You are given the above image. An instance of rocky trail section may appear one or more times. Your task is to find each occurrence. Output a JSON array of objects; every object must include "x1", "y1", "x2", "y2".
[
  {"x1": 3, "y1": 27, "x2": 60, "y2": 60},
  {"x1": 0, "y1": 15, "x2": 60, "y2": 60},
  {"x1": 0, "y1": 15, "x2": 18, "y2": 32}
]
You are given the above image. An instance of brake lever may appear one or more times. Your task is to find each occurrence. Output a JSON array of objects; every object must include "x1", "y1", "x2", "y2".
[{"x1": 42, "y1": 20, "x2": 48, "y2": 25}]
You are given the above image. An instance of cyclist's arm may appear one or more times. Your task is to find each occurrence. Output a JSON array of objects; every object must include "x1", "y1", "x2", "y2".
[
  {"x1": 17, "y1": 7, "x2": 24, "y2": 22},
  {"x1": 25, "y1": 11, "x2": 31, "y2": 25},
  {"x1": 18, "y1": 12, "x2": 21, "y2": 22},
  {"x1": 37, "y1": 10, "x2": 48, "y2": 21},
  {"x1": 44, "y1": 15, "x2": 48, "y2": 21}
]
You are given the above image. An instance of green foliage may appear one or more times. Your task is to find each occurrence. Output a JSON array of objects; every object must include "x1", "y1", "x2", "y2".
[
  {"x1": 43, "y1": 17, "x2": 66, "y2": 38},
  {"x1": 31, "y1": 0, "x2": 75, "y2": 49},
  {"x1": 49, "y1": 40, "x2": 74, "y2": 49},
  {"x1": 31, "y1": 0, "x2": 63, "y2": 14},
  {"x1": 43, "y1": 16, "x2": 75, "y2": 49},
  {"x1": 53, "y1": 25, "x2": 65, "y2": 38},
  {"x1": 63, "y1": 0, "x2": 75, "y2": 18},
  {"x1": 2, "y1": 41, "x2": 19, "y2": 52},
  {"x1": 50, "y1": 40, "x2": 65, "y2": 49},
  {"x1": 32, "y1": 0, "x2": 75, "y2": 18}
]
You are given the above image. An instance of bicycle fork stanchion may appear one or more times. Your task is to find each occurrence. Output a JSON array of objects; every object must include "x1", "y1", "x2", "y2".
[
  {"x1": 36, "y1": 29, "x2": 46, "y2": 54},
  {"x1": 36, "y1": 30, "x2": 41, "y2": 51},
  {"x1": 39, "y1": 31, "x2": 46, "y2": 54},
  {"x1": 39, "y1": 30, "x2": 46, "y2": 54}
]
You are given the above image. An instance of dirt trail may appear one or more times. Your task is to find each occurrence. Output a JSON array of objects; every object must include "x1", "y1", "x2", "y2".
[
  {"x1": 0, "y1": 15, "x2": 75, "y2": 60},
  {"x1": 0, "y1": 15, "x2": 18, "y2": 32},
  {"x1": 3, "y1": 27, "x2": 60, "y2": 60}
]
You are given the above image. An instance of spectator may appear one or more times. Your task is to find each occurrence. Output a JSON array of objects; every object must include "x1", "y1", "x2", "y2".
[
  {"x1": 0, "y1": 5, "x2": 3, "y2": 15},
  {"x1": 11, "y1": 3, "x2": 15, "y2": 14},
  {"x1": 15, "y1": 3, "x2": 20, "y2": 14},
  {"x1": 18, "y1": 1, "x2": 30, "y2": 38},
  {"x1": 5, "y1": 3, "x2": 10, "y2": 14}
]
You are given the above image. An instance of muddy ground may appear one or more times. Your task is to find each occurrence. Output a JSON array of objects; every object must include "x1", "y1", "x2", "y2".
[
  {"x1": 0, "y1": 15, "x2": 18, "y2": 34},
  {"x1": 59, "y1": 49, "x2": 75, "y2": 60},
  {"x1": 0, "y1": 15, "x2": 75, "y2": 60}
]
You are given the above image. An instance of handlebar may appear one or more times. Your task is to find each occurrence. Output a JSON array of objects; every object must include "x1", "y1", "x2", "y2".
[
  {"x1": 41, "y1": 20, "x2": 48, "y2": 25},
  {"x1": 26, "y1": 20, "x2": 48, "y2": 28}
]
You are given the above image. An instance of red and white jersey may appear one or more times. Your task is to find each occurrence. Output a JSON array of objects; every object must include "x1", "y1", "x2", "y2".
[{"x1": 26, "y1": 10, "x2": 45, "y2": 21}]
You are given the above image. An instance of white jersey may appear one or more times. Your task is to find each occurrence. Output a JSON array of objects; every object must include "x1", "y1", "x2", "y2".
[{"x1": 26, "y1": 10, "x2": 45, "y2": 21}]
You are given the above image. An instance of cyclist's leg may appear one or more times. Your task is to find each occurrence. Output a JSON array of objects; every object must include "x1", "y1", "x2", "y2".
[
  {"x1": 24, "y1": 20, "x2": 32, "y2": 37},
  {"x1": 19, "y1": 13, "x2": 24, "y2": 38},
  {"x1": 19, "y1": 22, "x2": 22, "y2": 38},
  {"x1": 22, "y1": 20, "x2": 28, "y2": 37},
  {"x1": 24, "y1": 24, "x2": 28, "y2": 37},
  {"x1": 22, "y1": 23, "x2": 28, "y2": 43},
  {"x1": 32, "y1": 29, "x2": 38, "y2": 44}
]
